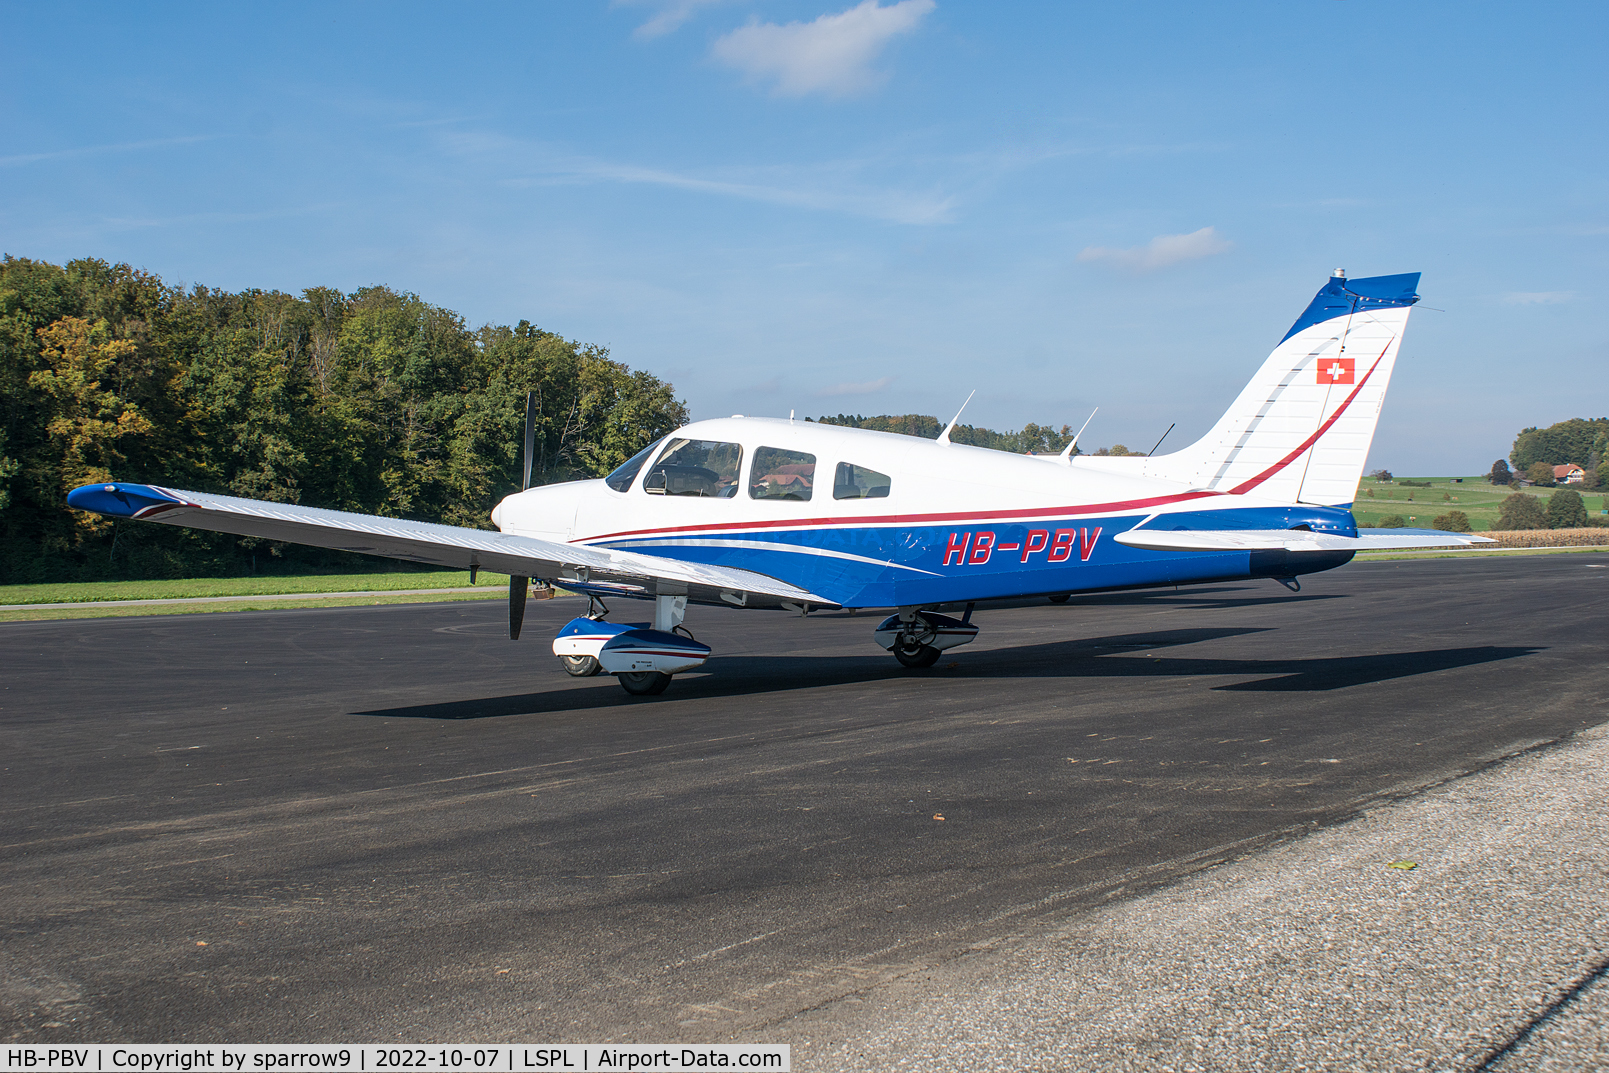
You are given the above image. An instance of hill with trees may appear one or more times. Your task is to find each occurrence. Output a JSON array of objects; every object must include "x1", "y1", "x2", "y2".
[{"x1": 1510, "y1": 417, "x2": 1608, "y2": 487}]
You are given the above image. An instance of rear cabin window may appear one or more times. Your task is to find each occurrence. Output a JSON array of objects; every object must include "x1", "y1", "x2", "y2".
[
  {"x1": 604, "y1": 437, "x2": 666, "y2": 493},
  {"x1": 749, "y1": 447, "x2": 816, "y2": 501},
  {"x1": 642, "y1": 438, "x2": 743, "y2": 498},
  {"x1": 833, "y1": 462, "x2": 891, "y2": 500}
]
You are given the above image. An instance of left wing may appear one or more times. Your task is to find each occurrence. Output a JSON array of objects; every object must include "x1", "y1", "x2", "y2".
[
  {"x1": 66, "y1": 482, "x2": 832, "y2": 608},
  {"x1": 1114, "y1": 527, "x2": 1496, "y2": 553}
]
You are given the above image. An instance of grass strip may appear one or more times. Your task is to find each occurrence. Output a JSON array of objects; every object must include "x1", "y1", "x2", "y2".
[
  {"x1": 1355, "y1": 545, "x2": 1609, "y2": 562},
  {"x1": 0, "y1": 588, "x2": 522, "y2": 623},
  {"x1": 0, "y1": 570, "x2": 509, "y2": 605}
]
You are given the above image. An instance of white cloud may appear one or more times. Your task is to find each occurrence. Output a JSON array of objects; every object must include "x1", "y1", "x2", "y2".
[
  {"x1": 0, "y1": 135, "x2": 207, "y2": 168},
  {"x1": 1077, "y1": 226, "x2": 1232, "y2": 272},
  {"x1": 711, "y1": 0, "x2": 935, "y2": 98},
  {"x1": 443, "y1": 131, "x2": 954, "y2": 224},
  {"x1": 1501, "y1": 290, "x2": 1576, "y2": 305},
  {"x1": 819, "y1": 376, "x2": 894, "y2": 397},
  {"x1": 623, "y1": 0, "x2": 729, "y2": 40}
]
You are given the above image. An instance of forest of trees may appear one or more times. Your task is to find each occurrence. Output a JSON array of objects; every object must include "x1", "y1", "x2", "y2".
[
  {"x1": 1, "y1": 257, "x2": 1099, "y2": 584},
  {"x1": 1508, "y1": 417, "x2": 1608, "y2": 484},
  {"x1": 0, "y1": 256, "x2": 687, "y2": 582}
]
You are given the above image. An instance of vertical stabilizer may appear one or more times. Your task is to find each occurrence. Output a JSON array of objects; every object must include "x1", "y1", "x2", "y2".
[{"x1": 1148, "y1": 271, "x2": 1420, "y2": 505}]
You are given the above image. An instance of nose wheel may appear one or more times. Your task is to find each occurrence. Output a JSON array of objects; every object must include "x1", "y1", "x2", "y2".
[
  {"x1": 561, "y1": 654, "x2": 602, "y2": 677},
  {"x1": 618, "y1": 671, "x2": 672, "y2": 696}
]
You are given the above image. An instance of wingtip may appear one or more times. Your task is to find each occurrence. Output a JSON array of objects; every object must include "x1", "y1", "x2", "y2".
[{"x1": 66, "y1": 482, "x2": 190, "y2": 518}]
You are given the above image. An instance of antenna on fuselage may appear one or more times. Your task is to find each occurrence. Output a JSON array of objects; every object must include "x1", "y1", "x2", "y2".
[
  {"x1": 1147, "y1": 422, "x2": 1176, "y2": 456},
  {"x1": 937, "y1": 390, "x2": 976, "y2": 446},
  {"x1": 1058, "y1": 407, "x2": 1098, "y2": 466}
]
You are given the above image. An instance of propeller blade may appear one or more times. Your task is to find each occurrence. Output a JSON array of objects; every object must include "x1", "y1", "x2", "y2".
[
  {"x1": 521, "y1": 390, "x2": 537, "y2": 491},
  {"x1": 509, "y1": 575, "x2": 528, "y2": 640}
]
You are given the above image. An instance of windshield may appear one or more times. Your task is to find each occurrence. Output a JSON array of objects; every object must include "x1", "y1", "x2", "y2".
[{"x1": 604, "y1": 437, "x2": 667, "y2": 493}]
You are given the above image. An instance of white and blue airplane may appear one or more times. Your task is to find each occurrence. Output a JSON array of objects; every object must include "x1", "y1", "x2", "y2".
[{"x1": 69, "y1": 270, "x2": 1491, "y2": 695}]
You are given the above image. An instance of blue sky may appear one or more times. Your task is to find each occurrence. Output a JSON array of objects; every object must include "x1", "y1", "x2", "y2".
[{"x1": 3, "y1": 1, "x2": 1605, "y2": 473}]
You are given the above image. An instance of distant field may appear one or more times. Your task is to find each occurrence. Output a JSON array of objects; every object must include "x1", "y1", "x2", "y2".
[
  {"x1": 0, "y1": 570, "x2": 506, "y2": 606},
  {"x1": 1350, "y1": 477, "x2": 1609, "y2": 531}
]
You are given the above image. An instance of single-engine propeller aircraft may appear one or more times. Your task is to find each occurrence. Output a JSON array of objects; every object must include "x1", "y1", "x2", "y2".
[{"x1": 70, "y1": 270, "x2": 1491, "y2": 695}]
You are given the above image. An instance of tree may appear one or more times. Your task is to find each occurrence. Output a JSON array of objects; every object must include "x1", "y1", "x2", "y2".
[
  {"x1": 1376, "y1": 514, "x2": 1407, "y2": 528},
  {"x1": 1432, "y1": 510, "x2": 1472, "y2": 532},
  {"x1": 1369, "y1": 468, "x2": 1393, "y2": 482},
  {"x1": 0, "y1": 428, "x2": 16, "y2": 512},
  {"x1": 1546, "y1": 487, "x2": 1588, "y2": 529},
  {"x1": 1526, "y1": 461, "x2": 1555, "y2": 487},
  {"x1": 27, "y1": 317, "x2": 154, "y2": 541},
  {"x1": 1488, "y1": 459, "x2": 1511, "y2": 485},
  {"x1": 1495, "y1": 493, "x2": 1548, "y2": 530}
]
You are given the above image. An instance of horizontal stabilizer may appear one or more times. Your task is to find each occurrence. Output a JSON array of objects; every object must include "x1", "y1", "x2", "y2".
[
  {"x1": 1114, "y1": 527, "x2": 1496, "y2": 553},
  {"x1": 66, "y1": 482, "x2": 830, "y2": 608}
]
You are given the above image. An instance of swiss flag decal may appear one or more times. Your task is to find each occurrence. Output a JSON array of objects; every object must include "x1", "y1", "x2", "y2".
[{"x1": 1318, "y1": 357, "x2": 1355, "y2": 384}]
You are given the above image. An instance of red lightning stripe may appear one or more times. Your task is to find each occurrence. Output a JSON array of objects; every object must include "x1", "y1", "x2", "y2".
[
  {"x1": 1225, "y1": 339, "x2": 1392, "y2": 497},
  {"x1": 579, "y1": 490, "x2": 1220, "y2": 545}
]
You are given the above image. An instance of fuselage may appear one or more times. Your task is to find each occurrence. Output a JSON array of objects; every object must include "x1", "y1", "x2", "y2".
[{"x1": 492, "y1": 417, "x2": 1357, "y2": 609}]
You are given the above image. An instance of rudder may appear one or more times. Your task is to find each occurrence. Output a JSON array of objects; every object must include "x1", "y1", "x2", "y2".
[{"x1": 1151, "y1": 270, "x2": 1420, "y2": 505}]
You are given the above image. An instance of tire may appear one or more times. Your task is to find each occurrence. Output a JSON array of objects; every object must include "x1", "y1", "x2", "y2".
[
  {"x1": 618, "y1": 671, "x2": 672, "y2": 696},
  {"x1": 561, "y1": 655, "x2": 602, "y2": 677},
  {"x1": 893, "y1": 642, "x2": 942, "y2": 668},
  {"x1": 1048, "y1": 593, "x2": 1071, "y2": 604}
]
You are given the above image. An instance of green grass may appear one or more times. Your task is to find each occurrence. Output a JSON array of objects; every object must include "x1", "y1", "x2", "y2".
[
  {"x1": 1350, "y1": 477, "x2": 1609, "y2": 531},
  {"x1": 1355, "y1": 545, "x2": 1609, "y2": 561},
  {"x1": 0, "y1": 588, "x2": 514, "y2": 623},
  {"x1": 0, "y1": 570, "x2": 511, "y2": 606}
]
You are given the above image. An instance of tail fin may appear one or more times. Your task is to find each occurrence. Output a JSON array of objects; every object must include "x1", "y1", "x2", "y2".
[{"x1": 1150, "y1": 270, "x2": 1420, "y2": 505}]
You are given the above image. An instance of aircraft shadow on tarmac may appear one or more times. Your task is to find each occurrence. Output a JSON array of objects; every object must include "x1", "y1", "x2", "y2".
[{"x1": 352, "y1": 621, "x2": 1543, "y2": 720}]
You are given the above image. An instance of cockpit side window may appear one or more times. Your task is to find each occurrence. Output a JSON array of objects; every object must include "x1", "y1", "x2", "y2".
[
  {"x1": 604, "y1": 437, "x2": 666, "y2": 493},
  {"x1": 833, "y1": 462, "x2": 891, "y2": 499},
  {"x1": 643, "y1": 438, "x2": 744, "y2": 498},
  {"x1": 749, "y1": 447, "x2": 816, "y2": 501}
]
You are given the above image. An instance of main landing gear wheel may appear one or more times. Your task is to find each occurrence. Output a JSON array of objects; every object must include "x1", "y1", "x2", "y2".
[
  {"x1": 1048, "y1": 593, "x2": 1071, "y2": 604},
  {"x1": 892, "y1": 639, "x2": 942, "y2": 668},
  {"x1": 561, "y1": 654, "x2": 602, "y2": 677},
  {"x1": 618, "y1": 671, "x2": 672, "y2": 696}
]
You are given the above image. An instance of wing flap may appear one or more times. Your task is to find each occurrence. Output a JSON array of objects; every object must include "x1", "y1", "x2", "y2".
[
  {"x1": 67, "y1": 483, "x2": 831, "y2": 607},
  {"x1": 1114, "y1": 527, "x2": 1496, "y2": 553}
]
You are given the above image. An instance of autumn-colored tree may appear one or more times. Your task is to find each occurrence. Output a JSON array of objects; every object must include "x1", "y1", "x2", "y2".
[{"x1": 27, "y1": 317, "x2": 154, "y2": 538}]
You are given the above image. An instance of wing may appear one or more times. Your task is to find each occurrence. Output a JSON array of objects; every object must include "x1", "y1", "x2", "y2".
[
  {"x1": 67, "y1": 482, "x2": 832, "y2": 609},
  {"x1": 1113, "y1": 527, "x2": 1496, "y2": 553}
]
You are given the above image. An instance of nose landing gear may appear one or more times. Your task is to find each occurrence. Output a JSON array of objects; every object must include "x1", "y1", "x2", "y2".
[{"x1": 550, "y1": 593, "x2": 709, "y2": 696}]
